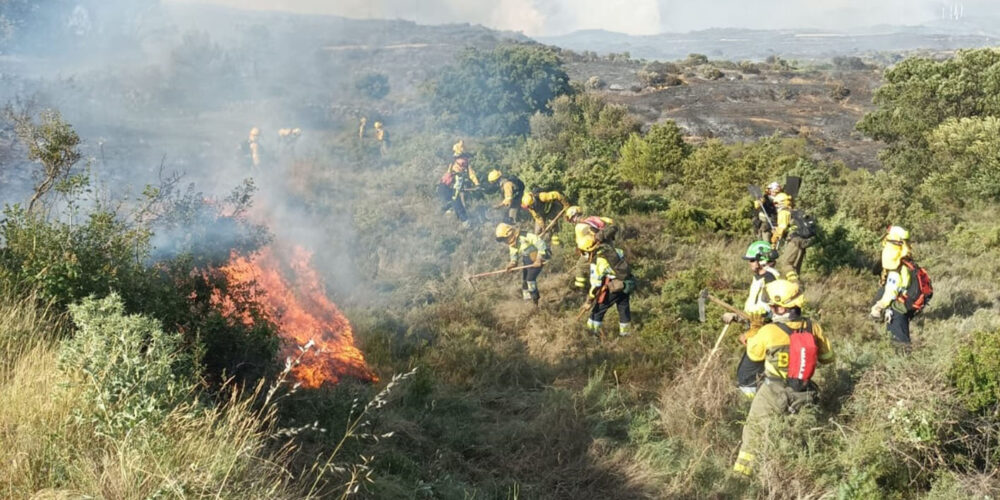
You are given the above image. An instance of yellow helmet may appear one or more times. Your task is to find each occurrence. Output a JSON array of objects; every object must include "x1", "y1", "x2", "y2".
[
  {"x1": 565, "y1": 205, "x2": 583, "y2": 222},
  {"x1": 885, "y1": 225, "x2": 910, "y2": 244},
  {"x1": 249, "y1": 127, "x2": 260, "y2": 139},
  {"x1": 521, "y1": 192, "x2": 534, "y2": 207},
  {"x1": 765, "y1": 279, "x2": 805, "y2": 309},
  {"x1": 374, "y1": 121, "x2": 383, "y2": 129},
  {"x1": 773, "y1": 192, "x2": 792, "y2": 208},
  {"x1": 495, "y1": 222, "x2": 517, "y2": 242},
  {"x1": 488, "y1": 169, "x2": 502, "y2": 183},
  {"x1": 453, "y1": 139, "x2": 465, "y2": 157}
]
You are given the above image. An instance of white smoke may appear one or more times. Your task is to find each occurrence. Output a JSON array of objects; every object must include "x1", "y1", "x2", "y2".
[
  {"x1": 166, "y1": 0, "x2": 661, "y2": 36},
  {"x1": 168, "y1": 0, "x2": 1000, "y2": 36}
]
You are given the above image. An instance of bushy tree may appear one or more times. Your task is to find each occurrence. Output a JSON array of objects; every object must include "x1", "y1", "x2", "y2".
[
  {"x1": 427, "y1": 44, "x2": 571, "y2": 136},
  {"x1": 4, "y1": 107, "x2": 82, "y2": 212},
  {"x1": 355, "y1": 72, "x2": 390, "y2": 100},
  {"x1": 857, "y1": 49, "x2": 1000, "y2": 177},
  {"x1": 926, "y1": 116, "x2": 1000, "y2": 205},
  {"x1": 617, "y1": 121, "x2": 691, "y2": 188}
]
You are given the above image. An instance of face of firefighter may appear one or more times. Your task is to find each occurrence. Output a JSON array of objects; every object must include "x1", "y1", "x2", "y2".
[{"x1": 749, "y1": 260, "x2": 762, "y2": 273}]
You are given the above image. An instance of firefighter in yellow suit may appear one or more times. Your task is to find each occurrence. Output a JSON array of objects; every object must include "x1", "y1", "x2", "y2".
[
  {"x1": 496, "y1": 223, "x2": 547, "y2": 305},
  {"x1": 733, "y1": 279, "x2": 835, "y2": 477},
  {"x1": 521, "y1": 190, "x2": 569, "y2": 246}
]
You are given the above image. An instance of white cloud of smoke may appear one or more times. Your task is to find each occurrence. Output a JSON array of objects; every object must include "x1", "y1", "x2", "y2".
[{"x1": 168, "y1": 0, "x2": 1000, "y2": 35}]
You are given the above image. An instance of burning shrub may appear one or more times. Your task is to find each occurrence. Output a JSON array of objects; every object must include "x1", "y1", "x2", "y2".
[{"x1": 59, "y1": 294, "x2": 194, "y2": 437}]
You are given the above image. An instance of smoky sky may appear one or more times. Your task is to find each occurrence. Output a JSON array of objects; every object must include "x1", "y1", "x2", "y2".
[{"x1": 168, "y1": 0, "x2": 999, "y2": 35}]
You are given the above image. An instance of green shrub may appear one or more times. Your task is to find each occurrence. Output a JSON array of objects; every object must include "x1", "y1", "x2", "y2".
[
  {"x1": 617, "y1": 121, "x2": 691, "y2": 188},
  {"x1": 427, "y1": 44, "x2": 571, "y2": 136},
  {"x1": 925, "y1": 116, "x2": 1000, "y2": 206},
  {"x1": 59, "y1": 294, "x2": 195, "y2": 438},
  {"x1": 701, "y1": 67, "x2": 724, "y2": 80},
  {"x1": 355, "y1": 72, "x2": 390, "y2": 99},
  {"x1": 950, "y1": 328, "x2": 1000, "y2": 413}
]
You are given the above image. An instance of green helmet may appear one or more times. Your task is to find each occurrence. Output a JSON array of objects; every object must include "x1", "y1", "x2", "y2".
[{"x1": 743, "y1": 241, "x2": 775, "y2": 263}]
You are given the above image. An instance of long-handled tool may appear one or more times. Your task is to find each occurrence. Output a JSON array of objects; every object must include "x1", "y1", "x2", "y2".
[
  {"x1": 696, "y1": 322, "x2": 732, "y2": 383},
  {"x1": 748, "y1": 185, "x2": 776, "y2": 233},
  {"x1": 538, "y1": 206, "x2": 569, "y2": 238},
  {"x1": 695, "y1": 290, "x2": 747, "y2": 383},
  {"x1": 466, "y1": 264, "x2": 536, "y2": 284},
  {"x1": 698, "y1": 289, "x2": 750, "y2": 323}
]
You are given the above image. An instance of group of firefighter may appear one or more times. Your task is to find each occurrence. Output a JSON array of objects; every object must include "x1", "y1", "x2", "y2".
[
  {"x1": 440, "y1": 140, "x2": 636, "y2": 338},
  {"x1": 729, "y1": 182, "x2": 931, "y2": 476},
  {"x1": 443, "y1": 144, "x2": 931, "y2": 477}
]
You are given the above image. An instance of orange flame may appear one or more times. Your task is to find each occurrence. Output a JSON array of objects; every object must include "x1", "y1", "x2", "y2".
[{"x1": 217, "y1": 245, "x2": 377, "y2": 387}]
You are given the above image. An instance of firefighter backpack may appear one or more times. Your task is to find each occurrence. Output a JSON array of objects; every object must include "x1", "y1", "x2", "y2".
[
  {"x1": 775, "y1": 320, "x2": 818, "y2": 392},
  {"x1": 901, "y1": 260, "x2": 933, "y2": 314}
]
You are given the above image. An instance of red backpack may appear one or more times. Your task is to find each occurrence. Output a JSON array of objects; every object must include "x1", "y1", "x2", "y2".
[
  {"x1": 900, "y1": 260, "x2": 933, "y2": 314},
  {"x1": 775, "y1": 320, "x2": 817, "y2": 392}
]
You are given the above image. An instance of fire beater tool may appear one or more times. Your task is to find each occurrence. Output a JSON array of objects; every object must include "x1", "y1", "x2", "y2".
[
  {"x1": 466, "y1": 264, "x2": 537, "y2": 285},
  {"x1": 698, "y1": 289, "x2": 750, "y2": 324},
  {"x1": 538, "y1": 206, "x2": 569, "y2": 238}
]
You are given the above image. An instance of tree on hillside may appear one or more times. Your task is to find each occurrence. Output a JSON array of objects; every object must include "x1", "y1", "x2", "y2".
[
  {"x1": 617, "y1": 121, "x2": 691, "y2": 188},
  {"x1": 354, "y1": 72, "x2": 390, "y2": 100},
  {"x1": 4, "y1": 107, "x2": 82, "y2": 213},
  {"x1": 427, "y1": 44, "x2": 571, "y2": 136},
  {"x1": 857, "y1": 49, "x2": 1000, "y2": 209},
  {"x1": 926, "y1": 116, "x2": 1000, "y2": 205},
  {"x1": 857, "y1": 49, "x2": 1000, "y2": 178}
]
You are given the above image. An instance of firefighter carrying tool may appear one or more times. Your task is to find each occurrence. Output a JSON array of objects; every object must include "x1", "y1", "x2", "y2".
[
  {"x1": 585, "y1": 244, "x2": 635, "y2": 337},
  {"x1": 487, "y1": 169, "x2": 525, "y2": 223},
  {"x1": 496, "y1": 223, "x2": 547, "y2": 305},
  {"x1": 521, "y1": 189, "x2": 569, "y2": 246},
  {"x1": 733, "y1": 279, "x2": 835, "y2": 477},
  {"x1": 565, "y1": 206, "x2": 617, "y2": 290}
]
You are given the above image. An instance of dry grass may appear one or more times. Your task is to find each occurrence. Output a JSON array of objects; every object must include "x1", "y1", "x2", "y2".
[{"x1": 0, "y1": 288, "x2": 317, "y2": 499}]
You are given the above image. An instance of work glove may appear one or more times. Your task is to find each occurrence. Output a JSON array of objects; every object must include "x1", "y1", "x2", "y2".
[
  {"x1": 747, "y1": 311, "x2": 765, "y2": 328},
  {"x1": 533, "y1": 259, "x2": 544, "y2": 268},
  {"x1": 738, "y1": 331, "x2": 749, "y2": 345},
  {"x1": 869, "y1": 304, "x2": 884, "y2": 320},
  {"x1": 722, "y1": 312, "x2": 740, "y2": 324},
  {"x1": 505, "y1": 262, "x2": 516, "y2": 272}
]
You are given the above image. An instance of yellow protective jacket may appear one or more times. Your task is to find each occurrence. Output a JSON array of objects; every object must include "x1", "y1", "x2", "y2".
[
  {"x1": 771, "y1": 207, "x2": 791, "y2": 244},
  {"x1": 747, "y1": 319, "x2": 835, "y2": 380},
  {"x1": 574, "y1": 217, "x2": 614, "y2": 252},
  {"x1": 249, "y1": 140, "x2": 261, "y2": 167},
  {"x1": 877, "y1": 264, "x2": 911, "y2": 312},
  {"x1": 449, "y1": 160, "x2": 479, "y2": 186},
  {"x1": 589, "y1": 246, "x2": 629, "y2": 298},
  {"x1": 744, "y1": 267, "x2": 780, "y2": 317},
  {"x1": 509, "y1": 233, "x2": 547, "y2": 264},
  {"x1": 521, "y1": 191, "x2": 568, "y2": 228},
  {"x1": 500, "y1": 180, "x2": 518, "y2": 207}
]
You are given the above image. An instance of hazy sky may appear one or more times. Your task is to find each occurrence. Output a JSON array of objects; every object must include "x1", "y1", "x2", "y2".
[{"x1": 167, "y1": 0, "x2": 991, "y2": 36}]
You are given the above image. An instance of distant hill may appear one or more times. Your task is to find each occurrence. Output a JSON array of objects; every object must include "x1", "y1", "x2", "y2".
[{"x1": 537, "y1": 21, "x2": 1000, "y2": 61}]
